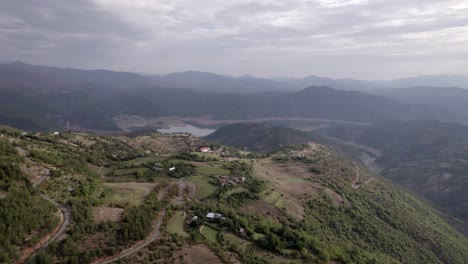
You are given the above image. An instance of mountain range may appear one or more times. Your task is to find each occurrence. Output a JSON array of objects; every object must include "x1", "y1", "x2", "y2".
[{"x1": 0, "y1": 61, "x2": 463, "y2": 132}]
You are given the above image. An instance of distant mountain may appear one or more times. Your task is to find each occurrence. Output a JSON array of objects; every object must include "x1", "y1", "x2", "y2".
[
  {"x1": 151, "y1": 71, "x2": 393, "y2": 93},
  {"x1": 0, "y1": 61, "x2": 153, "y2": 90},
  {"x1": 205, "y1": 122, "x2": 320, "y2": 152},
  {"x1": 371, "y1": 86, "x2": 468, "y2": 118},
  {"x1": 274, "y1": 75, "x2": 387, "y2": 91},
  {"x1": 318, "y1": 120, "x2": 468, "y2": 223},
  {"x1": 149, "y1": 71, "x2": 289, "y2": 93},
  {"x1": 377, "y1": 74, "x2": 468, "y2": 89},
  {"x1": 0, "y1": 62, "x2": 461, "y2": 131}
]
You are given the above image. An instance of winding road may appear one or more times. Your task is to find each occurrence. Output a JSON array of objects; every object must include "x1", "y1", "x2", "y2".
[
  {"x1": 97, "y1": 209, "x2": 167, "y2": 264},
  {"x1": 96, "y1": 180, "x2": 188, "y2": 263},
  {"x1": 23, "y1": 192, "x2": 71, "y2": 262},
  {"x1": 38, "y1": 195, "x2": 71, "y2": 248}
]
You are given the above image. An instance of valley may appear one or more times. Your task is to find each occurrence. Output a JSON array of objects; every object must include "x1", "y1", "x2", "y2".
[{"x1": 4, "y1": 1, "x2": 468, "y2": 263}]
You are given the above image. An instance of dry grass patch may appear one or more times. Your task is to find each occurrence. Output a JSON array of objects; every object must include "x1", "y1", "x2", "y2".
[
  {"x1": 255, "y1": 161, "x2": 323, "y2": 219},
  {"x1": 245, "y1": 200, "x2": 286, "y2": 222},
  {"x1": 19, "y1": 159, "x2": 50, "y2": 183},
  {"x1": 93, "y1": 206, "x2": 124, "y2": 222},
  {"x1": 173, "y1": 244, "x2": 224, "y2": 264}
]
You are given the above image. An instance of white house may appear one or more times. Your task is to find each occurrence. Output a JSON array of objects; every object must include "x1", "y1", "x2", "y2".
[
  {"x1": 200, "y1": 147, "x2": 211, "y2": 152},
  {"x1": 206, "y1": 212, "x2": 224, "y2": 221},
  {"x1": 169, "y1": 167, "x2": 176, "y2": 171}
]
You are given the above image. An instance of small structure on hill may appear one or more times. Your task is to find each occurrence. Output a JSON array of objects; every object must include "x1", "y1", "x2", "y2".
[
  {"x1": 188, "y1": 215, "x2": 198, "y2": 224},
  {"x1": 153, "y1": 163, "x2": 162, "y2": 171},
  {"x1": 169, "y1": 167, "x2": 176, "y2": 172},
  {"x1": 200, "y1": 147, "x2": 211, "y2": 152},
  {"x1": 239, "y1": 227, "x2": 246, "y2": 237},
  {"x1": 206, "y1": 212, "x2": 224, "y2": 222}
]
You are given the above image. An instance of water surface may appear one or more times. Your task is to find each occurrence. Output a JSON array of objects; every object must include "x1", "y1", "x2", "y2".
[{"x1": 157, "y1": 125, "x2": 215, "y2": 137}]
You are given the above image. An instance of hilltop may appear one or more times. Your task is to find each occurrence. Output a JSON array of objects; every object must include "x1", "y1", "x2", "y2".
[
  {"x1": 205, "y1": 123, "x2": 321, "y2": 152},
  {"x1": 0, "y1": 125, "x2": 467, "y2": 263}
]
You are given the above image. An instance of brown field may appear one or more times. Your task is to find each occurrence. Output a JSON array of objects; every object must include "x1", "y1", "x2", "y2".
[
  {"x1": 20, "y1": 159, "x2": 50, "y2": 183},
  {"x1": 254, "y1": 160, "x2": 323, "y2": 220},
  {"x1": 173, "y1": 244, "x2": 224, "y2": 264},
  {"x1": 245, "y1": 199, "x2": 286, "y2": 222},
  {"x1": 68, "y1": 134, "x2": 97, "y2": 147},
  {"x1": 92, "y1": 206, "x2": 124, "y2": 222}
]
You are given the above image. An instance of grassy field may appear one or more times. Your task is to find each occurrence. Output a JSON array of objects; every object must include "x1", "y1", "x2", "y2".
[
  {"x1": 223, "y1": 233, "x2": 294, "y2": 263},
  {"x1": 201, "y1": 225, "x2": 219, "y2": 244},
  {"x1": 186, "y1": 176, "x2": 218, "y2": 199},
  {"x1": 224, "y1": 233, "x2": 249, "y2": 251},
  {"x1": 103, "y1": 182, "x2": 157, "y2": 207},
  {"x1": 195, "y1": 164, "x2": 230, "y2": 176},
  {"x1": 167, "y1": 210, "x2": 189, "y2": 237}
]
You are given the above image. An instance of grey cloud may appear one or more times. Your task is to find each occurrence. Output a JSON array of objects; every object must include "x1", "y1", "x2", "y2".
[{"x1": 0, "y1": 0, "x2": 468, "y2": 79}]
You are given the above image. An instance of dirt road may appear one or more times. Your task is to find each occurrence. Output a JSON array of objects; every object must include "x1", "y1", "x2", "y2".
[{"x1": 97, "y1": 209, "x2": 167, "y2": 264}]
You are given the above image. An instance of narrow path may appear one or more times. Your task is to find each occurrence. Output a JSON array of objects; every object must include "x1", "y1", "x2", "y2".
[
  {"x1": 351, "y1": 168, "x2": 361, "y2": 189},
  {"x1": 351, "y1": 167, "x2": 373, "y2": 189}
]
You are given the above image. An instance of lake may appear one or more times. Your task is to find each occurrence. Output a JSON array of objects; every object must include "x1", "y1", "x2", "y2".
[{"x1": 157, "y1": 125, "x2": 215, "y2": 137}]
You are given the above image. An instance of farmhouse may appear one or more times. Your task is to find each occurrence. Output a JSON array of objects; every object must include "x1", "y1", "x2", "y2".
[
  {"x1": 169, "y1": 167, "x2": 176, "y2": 171},
  {"x1": 200, "y1": 147, "x2": 211, "y2": 152},
  {"x1": 206, "y1": 212, "x2": 224, "y2": 222}
]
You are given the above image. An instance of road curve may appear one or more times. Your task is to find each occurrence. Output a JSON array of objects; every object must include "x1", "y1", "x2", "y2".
[
  {"x1": 39, "y1": 195, "x2": 71, "y2": 247},
  {"x1": 26, "y1": 195, "x2": 71, "y2": 261},
  {"x1": 98, "y1": 209, "x2": 167, "y2": 264}
]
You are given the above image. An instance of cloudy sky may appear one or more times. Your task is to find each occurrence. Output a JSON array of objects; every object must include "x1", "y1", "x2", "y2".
[{"x1": 1, "y1": 0, "x2": 468, "y2": 79}]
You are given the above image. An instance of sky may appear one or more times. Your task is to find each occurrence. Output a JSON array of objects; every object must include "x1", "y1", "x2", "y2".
[{"x1": 1, "y1": 0, "x2": 468, "y2": 79}]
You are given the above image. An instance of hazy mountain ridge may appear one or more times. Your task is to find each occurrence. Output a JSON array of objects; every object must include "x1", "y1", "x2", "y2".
[
  {"x1": 371, "y1": 86, "x2": 468, "y2": 118},
  {"x1": 0, "y1": 62, "x2": 463, "y2": 132},
  {"x1": 377, "y1": 74, "x2": 468, "y2": 89}
]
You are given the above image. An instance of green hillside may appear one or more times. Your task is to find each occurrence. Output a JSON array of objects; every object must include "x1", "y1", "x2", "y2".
[
  {"x1": 0, "y1": 125, "x2": 467, "y2": 263},
  {"x1": 318, "y1": 120, "x2": 468, "y2": 224}
]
